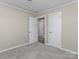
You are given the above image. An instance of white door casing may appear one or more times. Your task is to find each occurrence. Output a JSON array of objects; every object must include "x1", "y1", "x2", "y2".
[{"x1": 37, "y1": 16, "x2": 47, "y2": 44}]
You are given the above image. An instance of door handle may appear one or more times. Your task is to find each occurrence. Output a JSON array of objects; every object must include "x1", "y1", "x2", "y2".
[{"x1": 49, "y1": 32, "x2": 52, "y2": 34}]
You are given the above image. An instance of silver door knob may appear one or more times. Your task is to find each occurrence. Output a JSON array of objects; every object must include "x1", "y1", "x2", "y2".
[{"x1": 49, "y1": 32, "x2": 52, "y2": 33}]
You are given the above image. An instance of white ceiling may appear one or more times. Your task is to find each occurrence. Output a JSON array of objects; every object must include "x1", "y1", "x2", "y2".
[{"x1": 0, "y1": 0, "x2": 77, "y2": 13}]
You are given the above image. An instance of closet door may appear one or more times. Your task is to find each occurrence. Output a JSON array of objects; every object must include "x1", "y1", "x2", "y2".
[
  {"x1": 29, "y1": 16, "x2": 38, "y2": 44},
  {"x1": 47, "y1": 12, "x2": 61, "y2": 48}
]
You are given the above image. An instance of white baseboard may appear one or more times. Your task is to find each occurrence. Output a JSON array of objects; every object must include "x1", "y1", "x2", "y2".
[
  {"x1": 45, "y1": 43, "x2": 78, "y2": 55},
  {"x1": 59, "y1": 47, "x2": 78, "y2": 55},
  {"x1": 0, "y1": 41, "x2": 38, "y2": 54},
  {"x1": 0, "y1": 42, "x2": 78, "y2": 55},
  {"x1": 0, "y1": 43, "x2": 28, "y2": 53}
]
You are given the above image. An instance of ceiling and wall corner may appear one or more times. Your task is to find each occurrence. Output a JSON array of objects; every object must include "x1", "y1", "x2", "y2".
[
  {"x1": 0, "y1": 0, "x2": 77, "y2": 16},
  {"x1": 0, "y1": 1, "x2": 38, "y2": 16},
  {"x1": 38, "y1": 0, "x2": 77, "y2": 16}
]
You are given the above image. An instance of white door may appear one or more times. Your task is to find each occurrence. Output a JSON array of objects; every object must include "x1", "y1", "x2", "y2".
[
  {"x1": 47, "y1": 12, "x2": 61, "y2": 48},
  {"x1": 29, "y1": 16, "x2": 38, "y2": 44}
]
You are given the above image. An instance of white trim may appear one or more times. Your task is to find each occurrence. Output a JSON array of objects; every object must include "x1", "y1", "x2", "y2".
[
  {"x1": 59, "y1": 12, "x2": 62, "y2": 48},
  {"x1": 59, "y1": 47, "x2": 78, "y2": 55},
  {"x1": 44, "y1": 15, "x2": 48, "y2": 45},
  {"x1": 0, "y1": 0, "x2": 77, "y2": 16},
  {"x1": 38, "y1": 0, "x2": 77, "y2": 16},
  {"x1": 0, "y1": 1, "x2": 37, "y2": 16},
  {"x1": 0, "y1": 42, "x2": 78, "y2": 55},
  {"x1": 37, "y1": 15, "x2": 47, "y2": 44},
  {"x1": 0, "y1": 43, "x2": 28, "y2": 53}
]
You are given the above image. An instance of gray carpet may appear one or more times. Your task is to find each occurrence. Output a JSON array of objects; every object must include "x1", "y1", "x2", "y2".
[{"x1": 0, "y1": 42, "x2": 78, "y2": 59}]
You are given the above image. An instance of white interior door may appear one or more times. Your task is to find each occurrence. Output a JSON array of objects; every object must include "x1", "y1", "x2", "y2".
[
  {"x1": 29, "y1": 16, "x2": 38, "y2": 44},
  {"x1": 47, "y1": 12, "x2": 61, "y2": 48}
]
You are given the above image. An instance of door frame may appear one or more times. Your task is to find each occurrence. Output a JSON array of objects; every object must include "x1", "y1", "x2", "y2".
[
  {"x1": 28, "y1": 16, "x2": 29, "y2": 44},
  {"x1": 37, "y1": 15, "x2": 48, "y2": 44}
]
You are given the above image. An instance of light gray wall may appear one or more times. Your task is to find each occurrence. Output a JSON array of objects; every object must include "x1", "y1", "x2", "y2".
[
  {"x1": 61, "y1": 3, "x2": 78, "y2": 52},
  {"x1": 0, "y1": 5, "x2": 30, "y2": 51}
]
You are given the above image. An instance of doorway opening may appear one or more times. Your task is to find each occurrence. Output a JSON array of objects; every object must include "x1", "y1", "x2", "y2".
[{"x1": 38, "y1": 17, "x2": 45, "y2": 44}]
